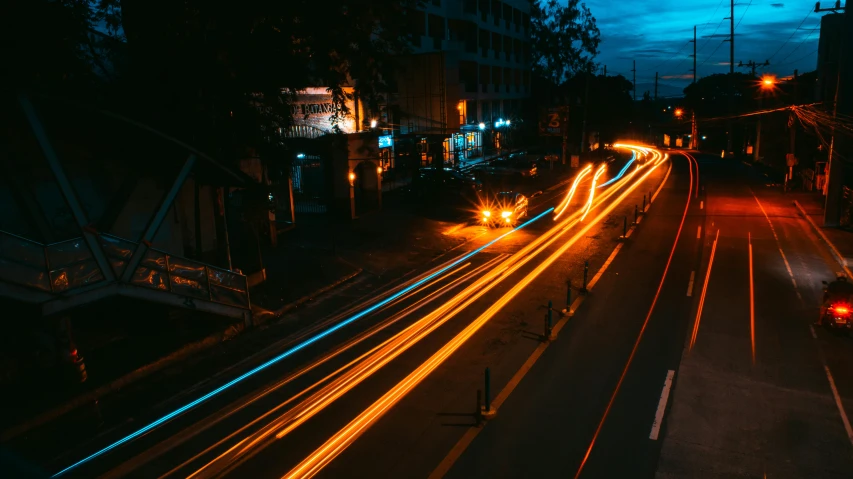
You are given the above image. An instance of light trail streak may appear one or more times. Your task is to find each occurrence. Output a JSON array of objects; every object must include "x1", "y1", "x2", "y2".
[
  {"x1": 191, "y1": 146, "x2": 655, "y2": 478},
  {"x1": 598, "y1": 151, "x2": 636, "y2": 188},
  {"x1": 109, "y1": 256, "x2": 509, "y2": 479},
  {"x1": 749, "y1": 232, "x2": 756, "y2": 365},
  {"x1": 51, "y1": 211, "x2": 551, "y2": 479},
  {"x1": 554, "y1": 164, "x2": 593, "y2": 219},
  {"x1": 690, "y1": 229, "x2": 720, "y2": 351},
  {"x1": 282, "y1": 149, "x2": 667, "y2": 479},
  {"x1": 581, "y1": 164, "x2": 608, "y2": 221}
]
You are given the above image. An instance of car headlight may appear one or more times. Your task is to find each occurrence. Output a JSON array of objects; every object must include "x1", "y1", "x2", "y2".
[
  {"x1": 482, "y1": 210, "x2": 491, "y2": 217},
  {"x1": 501, "y1": 211, "x2": 512, "y2": 218}
]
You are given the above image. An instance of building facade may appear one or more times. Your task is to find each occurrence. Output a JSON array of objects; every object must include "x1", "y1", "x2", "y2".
[{"x1": 394, "y1": 0, "x2": 533, "y2": 166}]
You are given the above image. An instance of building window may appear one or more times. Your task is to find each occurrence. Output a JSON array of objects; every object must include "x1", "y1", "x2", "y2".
[{"x1": 466, "y1": 100, "x2": 477, "y2": 123}]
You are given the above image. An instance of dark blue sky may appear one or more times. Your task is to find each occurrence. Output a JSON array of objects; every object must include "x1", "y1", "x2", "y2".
[{"x1": 579, "y1": 0, "x2": 832, "y2": 97}]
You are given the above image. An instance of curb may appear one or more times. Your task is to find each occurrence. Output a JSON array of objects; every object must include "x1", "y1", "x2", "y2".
[{"x1": 793, "y1": 200, "x2": 852, "y2": 275}]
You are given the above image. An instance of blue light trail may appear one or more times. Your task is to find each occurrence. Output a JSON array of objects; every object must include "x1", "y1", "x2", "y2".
[
  {"x1": 598, "y1": 151, "x2": 636, "y2": 188},
  {"x1": 52, "y1": 207, "x2": 554, "y2": 477}
]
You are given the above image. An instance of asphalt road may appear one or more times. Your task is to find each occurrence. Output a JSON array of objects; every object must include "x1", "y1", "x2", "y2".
[
  {"x1": 436, "y1": 153, "x2": 853, "y2": 479},
  {"x1": 24, "y1": 150, "x2": 655, "y2": 478},
  {"x1": 20, "y1": 150, "x2": 849, "y2": 479}
]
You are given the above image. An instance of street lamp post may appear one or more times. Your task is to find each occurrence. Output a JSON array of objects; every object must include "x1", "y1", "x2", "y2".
[
  {"x1": 756, "y1": 75, "x2": 776, "y2": 165},
  {"x1": 376, "y1": 166, "x2": 383, "y2": 210},
  {"x1": 348, "y1": 172, "x2": 356, "y2": 219}
]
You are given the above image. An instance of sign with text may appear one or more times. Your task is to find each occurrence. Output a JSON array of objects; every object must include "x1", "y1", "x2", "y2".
[
  {"x1": 288, "y1": 87, "x2": 360, "y2": 135},
  {"x1": 378, "y1": 135, "x2": 393, "y2": 148},
  {"x1": 539, "y1": 106, "x2": 568, "y2": 136}
]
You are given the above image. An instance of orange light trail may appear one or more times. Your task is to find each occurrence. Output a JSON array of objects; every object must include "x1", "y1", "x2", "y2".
[
  {"x1": 188, "y1": 157, "x2": 649, "y2": 478},
  {"x1": 554, "y1": 164, "x2": 593, "y2": 219},
  {"x1": 284, "y1": 146, "x2": 668, "y2": 479},
  {"x1": 748, "y1": 232, "x2": 755, "y2": 365},
  {"x1": 690, "y1": 229, "x2": 720, "y2": 351},
  {"x1": 581, "y1": 164, "x2": 607, "y2": 221},
  {"x1": 573, "y1": 151, "x2": 693, "y2": 478}
]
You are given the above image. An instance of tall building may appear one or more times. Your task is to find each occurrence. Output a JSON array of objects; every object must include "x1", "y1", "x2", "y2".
[{"x1": 393, "y1": 0, "x2": 532, "y2": 167}]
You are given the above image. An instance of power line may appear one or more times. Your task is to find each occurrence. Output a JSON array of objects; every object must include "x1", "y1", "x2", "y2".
[
  {"x1": 696, "y1": 39, "x2": 727, "y2": 70},
  {"x1": 775, "y1": 48, "x2": 819, "y2": 67},
  {"x1": 776, "y1": 21, "x2": 821, "y2": 64},
  {"x1": 697, "y1": 0, "x2": 727, "y2": 39},
  {"x1": 767, "y1": 8, "x2": 814, "y2": 61},
  {"x1": 638, "y1": 40, "x2": 692, "y2": 72},
  {"x1": 697, "y1": 17, "x2": 727, "y2": 55},
  {"x1": 735, "y1": 0, "x2": 753, "y2": 30}
]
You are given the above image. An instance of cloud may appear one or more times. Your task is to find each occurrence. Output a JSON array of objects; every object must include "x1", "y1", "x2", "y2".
[
  {"x1": 661, "y1": 74, "x2": 694, "y2": 79},
  {"x1": 584, "y1": 0, "x2": 816, "y2": 81}
]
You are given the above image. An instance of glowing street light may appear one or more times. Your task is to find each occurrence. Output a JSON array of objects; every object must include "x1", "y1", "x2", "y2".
[
  {"x1": 370, "y1": 119, "x2": 378, "y2": 128},
  {"x1": 674, "y1": 108, "x2": 684, "y2": 118},
  {"x1": 505, "y1": 119, "x2": 511, "y2": 126},
  {"x1": 760, "y1": 75, "x2": 776, "y2": 90},
  {"x1": 478, "y1": 122, "x2": 485, "y2": 130}
]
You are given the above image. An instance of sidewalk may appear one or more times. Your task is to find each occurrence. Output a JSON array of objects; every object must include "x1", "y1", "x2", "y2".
[{"x1": 789, "y1": 191, "x2": 853, "y2": 270}]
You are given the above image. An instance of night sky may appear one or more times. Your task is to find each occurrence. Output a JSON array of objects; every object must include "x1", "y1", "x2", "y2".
[{"x1": 580, "y1": 0, "x2": 832, "y2": 97}]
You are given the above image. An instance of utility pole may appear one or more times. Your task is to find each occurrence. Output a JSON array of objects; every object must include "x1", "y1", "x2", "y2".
[
  {"x1": 820, "y1": 1, "x2": 851, "y2": 225},
  {"x1": 581, "y1": 70, "x2": 591, "y2": 153},
  {"x1": 738, "y1": 59, "x2": 770, "y2": 77},
  {"x1": 691, "y1": 25, "x2": 697, "y2": 84},
  {"x1": 726, "y1": 0, "x2": 735, "y2": 156},
  {"x1": 604, "y1": 65, "x2": 607, "y2": 77},
  {"x1": 737, "y1": 59, "x2": 770, "y2": 163},
  {"x1": 790, "y1": 69, "x2": 798, "y2": 159},
  {"x1": 632, "y1": 60, "x2": 636, "y2": 101},
  {"x1": 654, "y1": 72, "x2": 658, "y2": 101}
]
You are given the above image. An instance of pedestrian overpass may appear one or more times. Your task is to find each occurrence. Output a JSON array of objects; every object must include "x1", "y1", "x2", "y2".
[{"x1": 0, "y1": 95, "x2": 254, "y2": 324}]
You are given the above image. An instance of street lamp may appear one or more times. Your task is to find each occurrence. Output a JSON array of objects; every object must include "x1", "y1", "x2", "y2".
[
  {"x1": 674, "y1": 108, "x2": 684, "y2": 118},
  {"x1": 760, "y1": 75, "x2": 776, "y2": 90},
  {"x1": 370, "y1": 119, "x2": 378, "y2": 128},
  {"x1": 348, "y1": 172, "x2": 356, "y2": 219},
  {"x1": 478, "y1": 122, "x2": 485, "y2": 130}
]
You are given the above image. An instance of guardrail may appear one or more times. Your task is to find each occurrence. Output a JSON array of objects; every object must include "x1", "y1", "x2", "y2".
[{"x1": 0, "y1": 230, "x2": 250, "y2": 310}]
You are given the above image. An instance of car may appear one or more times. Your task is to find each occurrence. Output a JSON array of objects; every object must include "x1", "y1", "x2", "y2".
[
  {"x1": 480, "y1": 191, "x2": 529, "y2": 227},
  {"x1": 412, "y1": 167, "x2": 482, "y2": 200}
]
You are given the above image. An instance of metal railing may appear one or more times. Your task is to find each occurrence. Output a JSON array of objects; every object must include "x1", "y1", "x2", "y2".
[
  {"x1": 0, "y1": 230, "x2": 250, "y2": 310},
  {"x1": 98, "y1": 233, "x2": 251, "y2": 309},
  {"x1": 0, "y1": 231, "x2": 104, "y2": 293}
]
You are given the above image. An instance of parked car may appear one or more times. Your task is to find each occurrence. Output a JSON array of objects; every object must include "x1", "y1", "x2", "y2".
[{"x1": 412, "y1": 167, "x2": 482, "y2": 200}]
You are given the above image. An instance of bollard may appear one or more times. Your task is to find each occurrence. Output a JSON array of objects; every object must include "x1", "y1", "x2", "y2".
[
  {"x1": 633, "y1": 205, "x2": 639, "y2": 225},
  {"x1": 565, "y1": 281, "x2": 572, "y2": 312},
  {"x1": 476, "y1": 389, "x2": 483, "y2": 426},
  {"x1": 622, "y1": 216, "x2": 628, "y2": 238},
  {"x1": 485, "y1": 367, "x2": 491, "y2": 412},
  {"x1": 548, "y1": 300, "x2": 553, "y2": 329},
  {"x1": 581, "y1": 260, "x2": 589, "y2": 294}
]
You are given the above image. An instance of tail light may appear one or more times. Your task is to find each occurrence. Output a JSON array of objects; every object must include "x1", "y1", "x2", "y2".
[{"x1": 830, "y1": 304, "x2": 851, "y2": 315}]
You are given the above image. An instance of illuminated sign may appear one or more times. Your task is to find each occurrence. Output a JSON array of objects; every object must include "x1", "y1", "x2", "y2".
[
  {"x1": 287, "y1": 87, "x2": 360, "y2": 135},
  {"x1": 378, "y1": 135, "x2": 393, "y2": 148}
]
